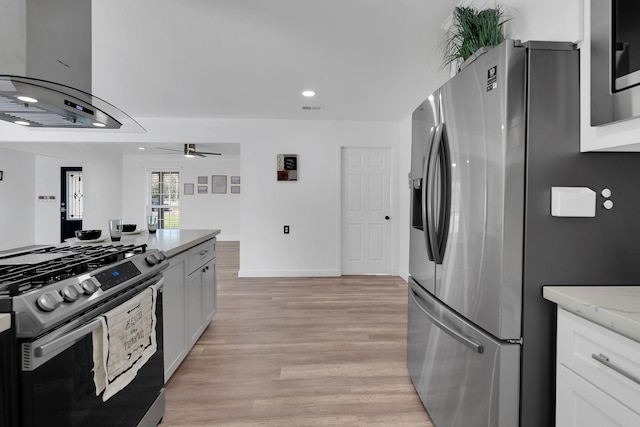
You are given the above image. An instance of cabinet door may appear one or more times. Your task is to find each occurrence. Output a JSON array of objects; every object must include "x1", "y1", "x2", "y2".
[
  {"x1": 162, "y1": 253, "x2": 187, "y2": 382},
  {"x1": 203, "y1": 259, "x2": 216, "y2": 324},
  {"x1": 187, "y1": 269, "x2": 204, "y2": 347},
  {"x1": 557, "y1": 364, "x2": 640, "y2": 427}
]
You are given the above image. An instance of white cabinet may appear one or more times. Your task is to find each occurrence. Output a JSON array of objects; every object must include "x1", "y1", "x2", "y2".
[
  {"x1": 556, "y1": 309, "x2": 640, "y2": 427},
  {"x1": 163, "y1": 238, "x2": 217, "y2": 382}
]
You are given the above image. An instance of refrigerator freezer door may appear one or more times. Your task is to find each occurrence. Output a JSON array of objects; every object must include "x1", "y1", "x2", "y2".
[
  {"x1": 409, "y1": 94, "x2": 439, "y2": 293},
  {"x1": 407, "y1": 278, "x2": 520, "y2": 427},
  {"x1": 435, "y1": 41, "x2": 526, "y2": 340}
]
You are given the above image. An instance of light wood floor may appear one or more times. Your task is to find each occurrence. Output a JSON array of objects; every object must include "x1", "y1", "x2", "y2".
[{"x1": 161, "y1": 241, "x2": 433, "y2": 427}]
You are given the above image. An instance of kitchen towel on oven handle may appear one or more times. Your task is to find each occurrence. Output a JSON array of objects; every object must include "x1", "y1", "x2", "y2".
[{"x1": 92, "y1": 282, "x2": 159, "y2": 401}]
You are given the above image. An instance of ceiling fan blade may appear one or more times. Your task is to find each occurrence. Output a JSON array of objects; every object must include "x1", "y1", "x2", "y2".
[
  {"x1": 197, "y1": 151, "x2": 222, "y2": 156},
  {"x1": 195, "y1": 152, "x2": 207, "y2": 157},
  {"x1": 156, "y1": 147, "x2": 182, "y2": 153}
]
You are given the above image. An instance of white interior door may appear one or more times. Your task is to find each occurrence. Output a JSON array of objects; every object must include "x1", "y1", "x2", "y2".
[{"x1": 341, "y1": 147, "x2": 392, "y2": 275}]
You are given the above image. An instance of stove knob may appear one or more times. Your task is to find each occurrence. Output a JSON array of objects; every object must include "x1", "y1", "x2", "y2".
[
  {"x1": 145, "y1": 254, "x2": 159, "y2": 266},
  {"x1": 81, "y1": 279, "x2": 99, "y2": 295},
  {"x1": 36, "y1": 291, "x2": 63, "y2": 312},
  {"x1": 157, "y1": 251, "x2": 167, "y2": 262},
  {"x1": 61, "y1": 284, "x2": 81, "y2": 302}
]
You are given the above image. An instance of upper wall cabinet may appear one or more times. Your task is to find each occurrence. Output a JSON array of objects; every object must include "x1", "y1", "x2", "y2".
[{"x1": 581, "y1": 0, "x2": 640, "y2": 151}]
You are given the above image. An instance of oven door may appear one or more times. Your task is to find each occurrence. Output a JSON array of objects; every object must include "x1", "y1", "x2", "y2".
[{"x1": 18, "y1": 276, "x2": 165, "y2": 427}]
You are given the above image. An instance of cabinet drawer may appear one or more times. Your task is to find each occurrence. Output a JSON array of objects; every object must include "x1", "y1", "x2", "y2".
[
  {"x1": 187, "y1": 240, "x2": 215, "y2": 274},
  {"x1": 557, "y1": 309, "x2": 640, "y2": 411},
  {"x1": 557, "y1": 364, "x2": 640, "y2": 427}
]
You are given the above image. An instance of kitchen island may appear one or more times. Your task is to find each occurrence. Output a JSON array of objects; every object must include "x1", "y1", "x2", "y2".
[
  {"x1": 69, "y1": 229, "x2": 221, "y2": 382},
  {"x1": 544, "y1": 286, "x2": 640, "y2": 426}
]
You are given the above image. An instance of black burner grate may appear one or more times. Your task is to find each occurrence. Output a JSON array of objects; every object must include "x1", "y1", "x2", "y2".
[{"x1": 0, "y1": 244, "x2": 147, "y2": 296}]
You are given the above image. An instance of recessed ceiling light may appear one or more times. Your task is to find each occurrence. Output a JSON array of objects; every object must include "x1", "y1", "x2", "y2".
[
  {"x1": 138, "y1": 146, "x2": 146, "y2": 150},
  {"x1": 15, "y1": 120, "x2": 30, "y2": 126},
  {"x1": 17, "y1": 96, "x2": 38, "y2": 103},
  {"x1": 302, "y1": 90, "x2": 315, "y2": 97},
  {"x1": 92, "y1": 122, "x2": 106, "y2": 127}
]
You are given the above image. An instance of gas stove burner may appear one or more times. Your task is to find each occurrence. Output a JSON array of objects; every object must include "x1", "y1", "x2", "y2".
[{"x1": 0, "y1": 244, "x2": 147, "y2": 297}]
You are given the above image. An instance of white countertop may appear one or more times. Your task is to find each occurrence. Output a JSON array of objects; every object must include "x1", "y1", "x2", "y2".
[
  {"x1": 543, "y1": 286, "x2": 640, "y2": 343},
  {"x1": 0, "y1": 313, "x2": 10, "y2": 333},
  {"x1": 65, "y1": 229, "x2": 220, "y2": 258}
]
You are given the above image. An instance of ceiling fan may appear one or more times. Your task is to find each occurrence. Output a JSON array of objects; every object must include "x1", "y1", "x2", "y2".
[{"x1": 157, "y1": 143, "x2": 222, "y2": 158}]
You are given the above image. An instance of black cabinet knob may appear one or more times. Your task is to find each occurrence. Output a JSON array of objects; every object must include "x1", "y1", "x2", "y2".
[{"x1": 385, "y1": 216, "x2": 390, "y2": 220}]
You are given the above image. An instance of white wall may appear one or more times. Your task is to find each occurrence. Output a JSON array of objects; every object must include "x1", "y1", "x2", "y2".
[
  {"x1": 234, "y1": 119, "x2": 400, "y2": 277},
  {"x1": 121, "y1": 153, "x2": 241, "y2": 241},
  {"x1": 0, "y1": 149, "x2": 35, "y2": 251},
  {"x1": 395, "y1": 116, "x2": 412, "y2": 281}
]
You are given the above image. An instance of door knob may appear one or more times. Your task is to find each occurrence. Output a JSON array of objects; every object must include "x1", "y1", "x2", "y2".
[{"x1": 385, "y1": 216, "x2": 390, "y2": 220}]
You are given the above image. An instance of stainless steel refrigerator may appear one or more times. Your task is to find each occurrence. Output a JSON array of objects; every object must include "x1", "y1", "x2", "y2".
[{"x1": 408, "y1": 40, "x2": 640, "y2": 427}]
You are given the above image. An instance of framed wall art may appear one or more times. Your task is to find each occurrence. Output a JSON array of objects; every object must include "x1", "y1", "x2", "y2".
[
  {"x1": 212, "y1": 175, "x2": 227, "y2": 194},
  {"x1": 230, "y1": 176, "x2": 241, "y2": 184},
  {"x1": 197, "y1": 185, "x2": 208, "y2": 194},
  {"x1": 277, "y1": 154, "x2": 298, "y2": 181},
  {"x1": 197, "y1": 176, "x2": 208, "y2": 184},
  {"x1": 231, "y1": 186, "x2": 240, "y2": 194},
  {"x1": 184, "y1": 183, "x2": 194, "y2": 195}
]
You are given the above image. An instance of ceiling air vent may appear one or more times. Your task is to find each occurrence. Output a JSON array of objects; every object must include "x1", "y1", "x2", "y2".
[{"x1": 301, "y1": 104, "x2": 324, "y2": 111}]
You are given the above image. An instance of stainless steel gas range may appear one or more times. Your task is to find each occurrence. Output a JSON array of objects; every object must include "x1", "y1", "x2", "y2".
[{"x1": 0, "y1": 243, "x2": 169, "y2": 427}]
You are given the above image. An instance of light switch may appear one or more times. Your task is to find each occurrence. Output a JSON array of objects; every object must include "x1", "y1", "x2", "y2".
[{"x1": 551, "y1": 187, "x2": 596, "y2": 217}]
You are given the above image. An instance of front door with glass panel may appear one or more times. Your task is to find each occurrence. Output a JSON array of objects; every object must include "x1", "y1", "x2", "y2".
[{"x1": 60, "y1": 167, "x2": 83, "y2": 242}]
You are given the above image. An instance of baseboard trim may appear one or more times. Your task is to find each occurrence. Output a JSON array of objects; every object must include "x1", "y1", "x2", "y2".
[{"x1": 237, "y1": 269, "x2": 341, "y2": 278}]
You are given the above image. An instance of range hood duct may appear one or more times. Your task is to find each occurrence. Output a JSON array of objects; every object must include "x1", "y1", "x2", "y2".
[{"x1": 0, "y1": 0, "x2": 144, "y2": 131}]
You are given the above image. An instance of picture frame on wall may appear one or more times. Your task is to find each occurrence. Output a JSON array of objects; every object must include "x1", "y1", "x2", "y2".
[
  {"x1": 184, "y1": 183, "x2": 195, "y2": 195},
  {"x1": 197, "y1": 176, "x2": 208, "y2": 184},
  {"x1": 231, "y1": 186, "x2": 240, "y2": 194},
  {"x1": 197, "y1": 185, "x2": 208, "y2": 194},
  {"x1": 277, "y1": 154, "x2": 298, "y2": 181},
  {"x1": 212, "y1": 175, "x2": 227, "y2": 194},
  {"x1": 230, "y1": 176, "x2": 240, "y2": 184}
]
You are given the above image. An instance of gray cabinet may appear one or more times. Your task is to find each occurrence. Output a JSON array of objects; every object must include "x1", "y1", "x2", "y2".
[
  {"x1": 162, "y1": 251, "x2": 187, "y2": 381},
  {"x1": 186, "y1": 239, "x2": 216, "y2": 347},
  {"x1": 163, "y1": 238, "x2": 217, "y2": 382}
]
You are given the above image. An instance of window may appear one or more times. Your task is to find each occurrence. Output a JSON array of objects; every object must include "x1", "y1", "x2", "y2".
[
  {"x1": 149, "y1": 170, "x2": 180, "y2": 229},
  {"x1": 66, "y1": 170, "x2": 83, "y2": 220}
]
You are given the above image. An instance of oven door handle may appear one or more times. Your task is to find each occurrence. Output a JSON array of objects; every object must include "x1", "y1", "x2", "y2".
[{"x1": 34, "y1": 317, "x2": 103, "y2": 358}]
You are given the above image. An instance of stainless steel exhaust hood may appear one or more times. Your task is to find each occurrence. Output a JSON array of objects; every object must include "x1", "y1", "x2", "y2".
[{"x1": 0, "y1": 0, "x2": 144, "y2": 131}]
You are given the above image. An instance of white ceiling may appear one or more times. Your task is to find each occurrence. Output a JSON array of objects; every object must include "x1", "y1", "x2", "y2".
[
  {"x1": 92, "y1": 0, "x2": 458, "y2": 122},
  {"x1": 0, "y1": 0, "x2": 460, "y2": 156}
]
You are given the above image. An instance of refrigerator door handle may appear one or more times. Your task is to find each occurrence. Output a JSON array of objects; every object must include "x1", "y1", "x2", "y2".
[
  {"x1": 436, "y1": 122, "x2": 452, "y2": 261},
  {"x1": 427, "y1": 124, "x2": 451, "y2": 264},
  {"x1": 409, "y1": 282, "x2": 484, "y2": 354},
  {"x1": 422, "y1": 126, "x2": 437, "y2": 262},
  {"x1": 426, "y1": 125, "x2": 441, "y2": 264}
]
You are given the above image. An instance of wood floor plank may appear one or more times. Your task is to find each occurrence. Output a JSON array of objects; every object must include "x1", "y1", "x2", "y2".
[{"x1": 161, "y1": 241, "x2": 432, "y2": 426}]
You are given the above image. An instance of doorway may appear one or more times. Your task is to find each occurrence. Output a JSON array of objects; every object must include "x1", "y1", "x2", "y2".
[
  {"x1": 341, "y1": 147, "x2": 392, "y2": 274},
  {"x1": 60, "y1": 167, "x2": 83, "y2": 242}
]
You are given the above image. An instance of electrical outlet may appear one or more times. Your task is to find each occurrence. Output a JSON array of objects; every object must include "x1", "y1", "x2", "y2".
[{"x1": 284, "y1": 225, "x2": 290, "y2": 234}]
